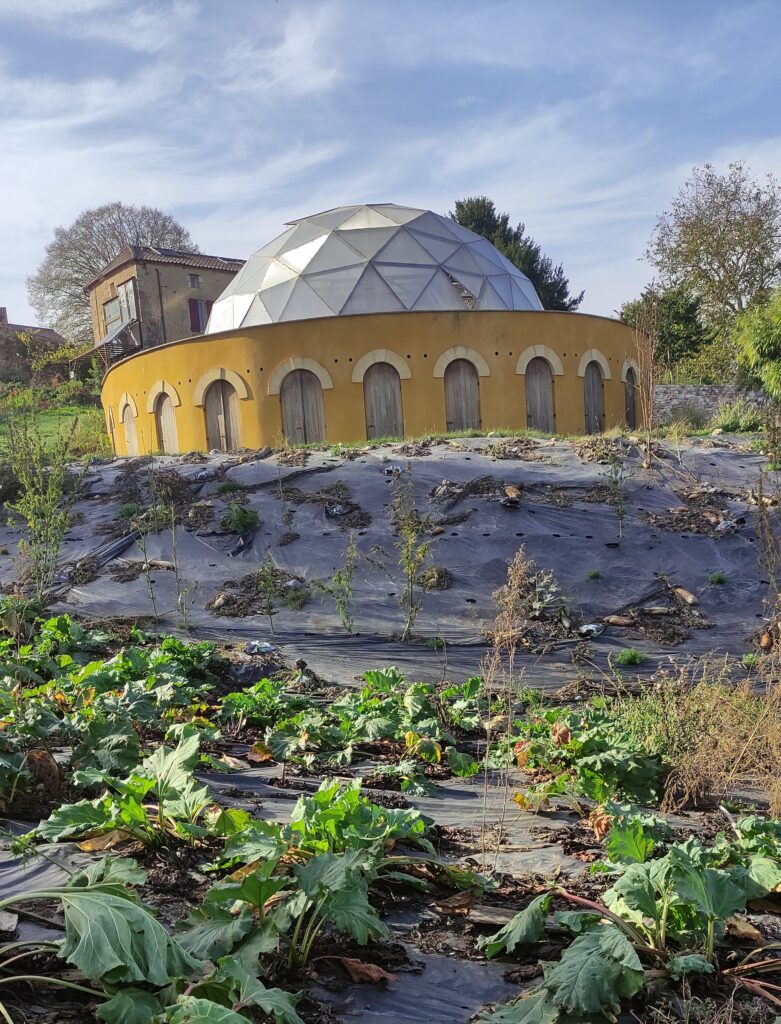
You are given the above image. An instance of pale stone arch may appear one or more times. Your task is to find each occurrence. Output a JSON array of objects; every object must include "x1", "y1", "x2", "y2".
[
  {"x1": 351, "y1": 349, "x2": 412, "y2": 383},
  {"x1": 577, "y1": 349, "x2": 612, "y2": 380},
  {"x1": 620, "y1": 357, "x2": 640, "y2": 382},
  {"x1": 193, "y1": 367, "x2": 251, "y2": 406},
  {"x1": 515, "y1": 345, "x2": 564, "y2": 376},
  {"x1": 146, "y1": 379, "x2": 182, "y2": 413},
  {"x1": 118, "y1": 392, "x2": 138, "y2": 418},
  {"x1": 433, "y1": 345, "x2": 491, "y2": 378},
  {"x1": 268, "y1": 356, "x2": 334, "y2": 395}
]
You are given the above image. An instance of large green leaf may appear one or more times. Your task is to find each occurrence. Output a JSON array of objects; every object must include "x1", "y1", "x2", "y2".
[
  {"x1": 164, "y1": 997, "x2": 251, "y2": 1023},
  {"x1": 58, "y1": 885, "x2": 199, "y2": 985},
  {"x1": 479, "y1": 894, "x2": 552, "y2": 957},
  {"x1": 728, "y1": 855, "x2": 781, "y2": 901},
  {"x1": 96, "y1": 989, "x2": 164, "y2": 1024},
  {"x1": 544, "y1": 924, "x2": 645, "y2": 1016},
  {"x1": 141, "y1": 733, "x2": 201, "y2": 794},
  {"x1": 204, "y1": 860, "x2": 288, "y2": 912},
  {"x1": 604, "y1": 821, "x2": 655, "y2": 865},
  {"x1": 478, "y1": 990, "x2": 558, "y2": 1024},
  {"x1": 318, "y1": 884, "x2": 389, "y2": 944},
  {"x1": 177, "y1": 904, "x2": 254, "y2": 960},
  {"x1": 674, "y1": 866, "x2": 746, "y2": 923},
  {"x1": 666, "y1": 954, "x2": 714, "y2": 980},
  {"x1": 37, "y1": 798, "x2": 114, "y2": 841},
  {"x1": 71, "y1": 716, "x2": 141, "y2": 774}
]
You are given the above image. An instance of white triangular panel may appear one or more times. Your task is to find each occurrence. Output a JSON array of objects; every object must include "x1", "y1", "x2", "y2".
[
  {"x1": 443, "y1": 246, "x2": 484, "y2": 277},
  {"x1": 477, "y1": 280, "x2": 507, "y2": 311},
  {"x1": 377, "y1": 205, "x2": 425, "y2": 225},
  {"x1": 278, "y1": 278, "x2": 334, "y2": 321},
  {"x1": 302, "y1": 207, "x2": 360, "y2": 230},
  {"x1": 339, "y1": 207, "x2": 398, "y2": 230},
  {"x1": 510, "y1": 278, "x2": 539, "y2": 309},
  {"x1": 230, "y1": 292, "x2": 257, "y2": 328},
  {"x1": 484, "y1": 273, "x2": 513, "y2": 307},
  {"x1": 336, "y1": 226, "x2": 397, "y2": 259},
  {"x1": 277, "y1": 235, "x2": 329, "y2": 273},
  {"x1": 257, "y1": 279, "x2": 297, "y2": 321},
  {"x1": 302, "y1": 233, "x2": 365, "y2": 274},
  {"x1": 255, "y1": 226, "x2": 296, "y2": 257},
  {"x1": 407, "y1": 229, "x2": 461, "y2": 263},
  {"x1": 342, "y1": 265, "x2": 405, "y2": 314},
  {"x1": 412, "y1": 270, "x2": 464, "y2": 310},
  {"x1": 447, "y1": 220, "x2": 483, "y2": 243},
  {"x1": 305, "y1": 265, "x2": 366, "y2": 314},
  {"x1": 375, "y1": 228, "x2": 438, "y2": 266},
  {"x1": 470, "y1": 240, "x2": 507, "y2": 270},
  {"x1": 375, "y1": 265, "x2": 437, "y2": 309},
  {"x1": 205, "y1": 296, "x2": 235, "y2": 333},
  {"x1": 408, "y1": 211, "x2": 460, "y2": 239},
  {"x1": 259, "y1": 258, "x2": 299, "y2": 290},
  {"x1": 276, "y1": 220, "x2": 330, "y2": 254},
  {"x1": 241, "y1": 294, "x2": 273, "y2": 326}
]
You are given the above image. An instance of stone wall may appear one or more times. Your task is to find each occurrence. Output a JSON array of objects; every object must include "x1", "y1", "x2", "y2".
[{"x1": 653, "y1": 385, "x2": 768, "y2": 425}]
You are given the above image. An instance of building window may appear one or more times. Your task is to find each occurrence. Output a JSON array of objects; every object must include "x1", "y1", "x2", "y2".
[
  {"x1": 188, "y1": 298, "x2": 213, "y2": 333},
  {"x1": 103, "y1": 297, "x2": 121, "y2": 332},
  {"x1": 103, "y1": 279, "x2": 136, "y2": 334},
  {"x1": 188, "y1": 274, "x2": 201, "y2": 288},
  {"x1": 117, "y1": 279, "x2": 136, "y2": 323}
]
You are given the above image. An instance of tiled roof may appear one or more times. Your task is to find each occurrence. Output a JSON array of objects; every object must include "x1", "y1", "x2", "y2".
[
  {"x1": 84, "y1": 246, "x2": 245, "y2": 290},
  {"x1": 1, "y1": 322, "x2": 63, "y2": 345}
]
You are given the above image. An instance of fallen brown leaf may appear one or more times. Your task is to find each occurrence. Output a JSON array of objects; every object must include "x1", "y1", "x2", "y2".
[
  {"x1": 27, "y1": 748, "x2": 60, "y2": 791},
  {"x1": 338, "y1": 957, "x2": 397, "y2": 985},
  {"x1": 726, "y1": 915, "x2": 764, "y2": 944},
  {"x1": 248, "y1": 742, "x2": 273, "y2": 763},
  {"x1": 433, "y1": 892, "x2": 476, "y2": 915}
]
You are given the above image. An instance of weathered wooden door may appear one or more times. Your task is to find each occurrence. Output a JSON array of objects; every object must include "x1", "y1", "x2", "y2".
[
  {"x1": 583, "y1": 361, "x2": 605, "y2": 434},
  {"x1": 363, "y1": 362, "x2": 404, "y2": 439},
  {"x1": 444, "y1": 359, "x2": 481, "y2": 431},
  {"x1": 154, "y1": 392, "x2": 178, "y2": 453},
  {"x1": 204, "y1": 379, "x2": 241, "y2": 451},
  {"x1": 122, "y1": 405, "x2": 139, "y2": 456},
  {"x1": 280, "y1": 369, "x2": 325, "y2": 444},
  {"x1": 625, "y1": 367, "x2": 637, "y2": 429},
  {"x1": 524, "y1": 357, "x2": 555, "y2": 433}
]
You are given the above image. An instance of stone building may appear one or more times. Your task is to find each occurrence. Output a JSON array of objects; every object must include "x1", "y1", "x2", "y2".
[
  {"x1": 85, "y1": 246, "x2": 244, "y2": 362},
  {"x1": 0, "y1": 306, "x2": 64, "y2": 383},
  {"x1": 101, "y1": 205, "x2": 640, "y2": 455}
]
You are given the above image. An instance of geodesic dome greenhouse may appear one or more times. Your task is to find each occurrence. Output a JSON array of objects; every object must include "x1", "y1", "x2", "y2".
[{"x1": 206, "y1": 204, "x2": 543, "y2": 332}]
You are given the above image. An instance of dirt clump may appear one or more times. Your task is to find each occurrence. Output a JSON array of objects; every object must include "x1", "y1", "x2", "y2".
[
  {"x1": 485, "y1": 438, "x2": 547, "y2": 461},
  {"x1": 430, "y1": 475, "x2": 506, "y2": 508}
]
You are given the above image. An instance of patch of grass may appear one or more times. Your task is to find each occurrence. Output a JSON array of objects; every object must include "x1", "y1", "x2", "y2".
[
  {"x1": 118, "y1": 502, "x2": 142, "y2": 520},
  {"x1": 711, "y1": 399, "x2": 763, "y2": 433},
  {"x1": 516, "y1": 686, "x2": 546, "y2": 712},
  {"x1": 742, "y1": 652, "x2": 760, "y2": 668},
  {"x1": 215, "y1": 481, "x2": 246, "y2": 495},
  {"x1": 220, "y1": 503, "x2": 259, "y2": 536},
  {"x1": 586, "y1": 569, "x2": 600, "y2": 580},
  {"x1": 708, "y1": 571, "x2": 726, "y2": 585},
  {"x1": 417, "y1": 565, "x2": 452, "y2": 591},
  {"x1": 614, "y1": 647, "x2": 647, "y2": 666}
]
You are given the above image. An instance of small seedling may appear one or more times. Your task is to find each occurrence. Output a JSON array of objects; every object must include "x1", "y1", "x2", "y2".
[
  {"x1": 118, "y1": 502, "x2": 142, "y2": 520},
  {"x1": 614, "y1": 647, "x2": 647, "y2": 666},
  {"x1": 220, "y1": 503, "x2": 259, "y2": 536},
  {"x1": 708, "y1": 571, "x2": 726, "y2": 585},
  {"x1": 742, "y1": 652, "x2": 760, "y2": 669},
  {"x1": 586, "y1": 569, "x2": 600, "y2": 580}
]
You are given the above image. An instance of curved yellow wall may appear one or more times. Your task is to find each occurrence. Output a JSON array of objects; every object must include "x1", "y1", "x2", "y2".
[{"x1": 101, "y1": 310, "x2": 639, "y2": 454}]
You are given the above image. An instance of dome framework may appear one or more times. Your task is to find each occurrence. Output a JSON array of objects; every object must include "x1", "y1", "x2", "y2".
[{"x1": 206, "y1": 204, "x2": 542, "y2": 332}]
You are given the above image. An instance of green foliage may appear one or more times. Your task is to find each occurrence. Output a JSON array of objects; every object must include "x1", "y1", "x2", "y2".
[
  {"x1": 734, "y1": 284, "x2": 781, "y2": 400},
  {"x1": 479, "y1": 894, "x2": 552, "y2": 957},
  {"x1": 711, "y1": 399, "x2": 763, "y2": 432},
  {"x1": 613, "y1": 647, "x2": 647, "y2": 666},
  {"x1": 620, "y1": 283, "x2": 712, "y2": 372},
  {"x1": 215, "y1": 481, "x2": 247, "y2": 495},
  {"x1": 586, "y1": 569, "x2": 600, "y2": 580},
  {"x1": 451, "y1": 196, "x2": 583, "y2": 311},
  {"x1": 707, "y1": 570, "x2": 726, "y2": 585},
  {"x1": 220, "y1": 503, "x2": 259, "y2": 536},
  {"x1": 3, "y1": 412, "x2": 85, "y2": 603},
  {"x1": 313, "y1": 532, "x2": 358, "y2": 633}
]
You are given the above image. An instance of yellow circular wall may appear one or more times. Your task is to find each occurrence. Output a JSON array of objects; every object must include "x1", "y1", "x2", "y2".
[{"x1": 101, "y1": 309, "x2": 639, "y2": 455}]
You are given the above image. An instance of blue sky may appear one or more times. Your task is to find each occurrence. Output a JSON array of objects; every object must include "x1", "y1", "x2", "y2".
[{"x1": 2, "y1": 0, "x2": 781, "y2": 326}]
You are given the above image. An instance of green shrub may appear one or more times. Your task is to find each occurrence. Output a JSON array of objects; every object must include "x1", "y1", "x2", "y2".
[
  {"x1": 118, "y1": 502, "x2": 142, "y2": 520},
  {"x1": 708, "y1": 571, "x2": 726, "y2": 585},
  {"x1": 614, "y1": 647, "x2": 647, "y2": 666},
  {"x1": 586, "y1": 569, "x2": 600, "y2": 580},
  {"x1": 712, "y1": 399, "x2": 763, "y2": 433},
  {"x1": 215, "y1": 481, "x2": 246, "y2": 495},
  {"x1": 220, "y1": 503, "x2": 259, "y2": 536},
  {"x1": 742, "y1": 652, "x2": 760, "y2": 669}
]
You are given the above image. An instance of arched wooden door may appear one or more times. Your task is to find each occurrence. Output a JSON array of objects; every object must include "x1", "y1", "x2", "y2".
[
  {"x1": 363, "y1": 362, "x2": 403, "y2": 439},
  {"x1": 625, "y1": 367, "x2": 637, "y2": 429},
  {"x1": 444, "y1": 359, "x2": 481, "y2": 431},
  {"x1": 154, "y1": 392, "x2": 178, "y2": 453},
  {"x1": 584, "y1": 361, "x2": 605, "y2": 434},
  {"x1": 524, "y1": 357, "x2": 555, "y2": 433},
  {"x1": 204, "y1": 379, "x2": 241, "y2": 451},
  {"x1": 122, "y1": 405, "x2": 139, "y2": 456},
  {"x1": 280, "y1": 369, "x2": 325, "y2": 444}
]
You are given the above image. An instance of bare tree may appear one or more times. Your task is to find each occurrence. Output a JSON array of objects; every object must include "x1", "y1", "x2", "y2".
[
  {"x1": 647, "y1": 162, "x2": 781, "y2": 334},
  {"x1": 27, "y1": 202, "x2": 198, "y2": 343},
  {"x1": 633, "y1": 292, "x2": 660, "y2": 469}
]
